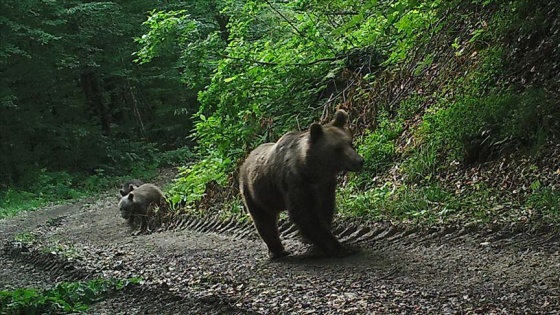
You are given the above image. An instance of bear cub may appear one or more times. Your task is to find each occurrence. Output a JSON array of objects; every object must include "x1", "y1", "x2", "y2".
[
  {"x1": 239, "y1": 109, "x2": 364, "y2": 259},
  {"x1": 118, "y1": 183, "x2": 165, "y2": 227},
  {"x1": 119, "y1": 179, "x2": 144, "y2": 197}
]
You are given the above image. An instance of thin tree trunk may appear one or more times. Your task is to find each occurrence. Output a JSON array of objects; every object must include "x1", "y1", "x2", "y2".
[{"x1": 80, "y1": 72, "x2": 111, "y2": 135}]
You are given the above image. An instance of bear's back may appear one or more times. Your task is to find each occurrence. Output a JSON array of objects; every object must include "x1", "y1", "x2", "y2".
[{"x1": 133, "y1": 184, "x2": 164, "y2": 205}]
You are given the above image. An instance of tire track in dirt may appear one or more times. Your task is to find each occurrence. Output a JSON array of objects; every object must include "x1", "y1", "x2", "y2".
[{"x1": 2, "y1": 193, "x2": 559, "y2": 314}]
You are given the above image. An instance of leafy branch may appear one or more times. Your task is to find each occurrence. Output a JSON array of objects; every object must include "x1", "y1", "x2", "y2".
[{"x1": 220, "y1": 54, "x2": 340, "y2": 67}]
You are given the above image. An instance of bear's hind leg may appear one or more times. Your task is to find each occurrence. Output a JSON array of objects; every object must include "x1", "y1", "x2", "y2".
[{"x1": 244, "y1": 197, "x2": 289, "y2": 259}]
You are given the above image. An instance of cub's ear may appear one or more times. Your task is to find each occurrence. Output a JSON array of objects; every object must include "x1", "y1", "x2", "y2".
[
  {"x1": 127, "y1": 193, "x2": 134, "y2": 201},
  {"x1": 119, "y1": 189, "x2": 126, "y2": 196},
  {"x1": 128, "y1": 184, "x2": 135, "y2": 191},
  {"x1": 310, "y1": 123, "x2": 323, "y2": 143},
  {"x1": 331, "y1": 109, "x2": 348, "y2": 128}
]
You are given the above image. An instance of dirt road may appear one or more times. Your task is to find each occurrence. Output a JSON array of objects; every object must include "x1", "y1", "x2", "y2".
[{"x1": 1, "y1": 191, "x2": 559, "y2": 314}]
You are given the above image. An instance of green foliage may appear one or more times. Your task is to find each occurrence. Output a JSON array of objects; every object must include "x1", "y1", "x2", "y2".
[
  {"x1": 0, "y1": 169, "x2": 85, "y2": 220},
  {"x1": 134, "y1": 2, "x2": 227, "y2": 90},
  {"x1": 167, "y1": 155, "x2": 233, "y2": 208},
  {"x1": 135, "y1": 10, "x2": 197, "y2": 64},
  {"x1": 158, "y1": 146, "x2": 196, "y2": 167},
  {"x1": 338, "y1": 182, "x2": 518, "y2": 224},
  {"x1": 0, "y1": 144, "x2": 180, "y2": 219},
  {"x1": 14, "y1": 232, "x2": 36, "y2": 244},
  {"x1": 420, "y1": 89, "x2": 559, "y2": 163},
  {"x1": 401, "y1": 143, "x2": 439, "y2": 183},
  {"x1": 396, "y1": 94, "x2": 426, "y2": 121},
  {"x1": 0, "y1": 278, "x2": 140, "y2": 314},
  {"x1": 0, "y1": 190, "x2": 45, "y2": 220},
  {"x1": 1, "y1": 0, "x2": 197, "y2": 188},
  {"x1": 39, "y1": 239, "x2": 83, "y2": 259},
  {"x1": 525, "y1": 186, "x2": 560, "y2": 221},
  {"x1": 354, "y1": 121, "x2": 401, "y2": 188},
  {"x1": 338, "y1": 183, "x2": 460, "y2": 223}
]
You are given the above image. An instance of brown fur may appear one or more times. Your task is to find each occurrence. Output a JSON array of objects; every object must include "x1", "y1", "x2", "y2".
[
  {"x1": 239, "y1": 110, "x2": 364, "y2": 259},
  {"x1": 118, "y1": 183, "x2": 165, "y2": 228},
  {"x1": 119, "y1": 179, "x2": 144, "y2": 197}
]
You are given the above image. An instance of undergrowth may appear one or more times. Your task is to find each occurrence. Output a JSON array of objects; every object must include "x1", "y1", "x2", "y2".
[
  {"x1": 0, "y1": 146, "x2": 194, "y2": 220},
  {"x1": 336, "y1": 86, "x2": 560, "y2": 224},
  {"x1": 339, "y1": 181, "x2": 560, "y2": 225},
  {"x1": 419, "y1": 89, "x2": 559, "y2": 164},
  {"x1": 0, "y1": 278, "x2": 140, "y2": 314}
]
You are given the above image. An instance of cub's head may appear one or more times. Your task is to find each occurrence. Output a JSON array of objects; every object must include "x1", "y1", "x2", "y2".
[
  {"x1": 308, "y1": 109, "x2": 364, "y2": 174},
  {"x1": 118, "y1": 193, "x2": 135, "y2": 219},
  {"x1": 120, "y1": 180, "x2": 143, "y2": 196}
]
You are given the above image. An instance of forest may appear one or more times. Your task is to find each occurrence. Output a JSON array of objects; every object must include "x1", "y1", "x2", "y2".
[
  {"x1": 1, "y1": 0, "x2": 559, "y2": 224},
  {"x1": 1, "y1": 0, "x2": 560, "y2": 313}
]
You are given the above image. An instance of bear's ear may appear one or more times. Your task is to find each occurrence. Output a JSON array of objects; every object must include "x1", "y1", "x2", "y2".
[
  {"x1": 310, "y1": 123, "x2": 323, "y2": 142},
  {"x1": 128, "y1": 184, "x2": 135, "y2": 191},
  {"x1": 331, "y1": 109, "x2": 348, "y2": 128},
  {"x1": 127, "y1": 193, "x2": 134, "y2": 201}
]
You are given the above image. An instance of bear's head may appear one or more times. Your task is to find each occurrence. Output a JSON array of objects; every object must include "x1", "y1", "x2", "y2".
[
  {"x1": 118, "y1": 193, "x2": 135, "y2": 219},
  {"x1": 307, "y1": 110, "x2": 364, "y2": 176},
  {"x1": 120, "y1": 181, "x2": 142, "y2": 197},
  {"x1": 120, "y1": 184, "x2": 134, "y2": 197}
]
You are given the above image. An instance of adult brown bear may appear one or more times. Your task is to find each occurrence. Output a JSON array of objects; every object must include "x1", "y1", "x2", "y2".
[{"x1": 239, "y1": 110, "x2": 364, "y2": 259}]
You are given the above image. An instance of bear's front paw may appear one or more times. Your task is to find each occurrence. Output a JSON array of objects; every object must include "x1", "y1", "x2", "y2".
[{"x1": 270, "y1": 249, "x2": 290, "y2": 259}]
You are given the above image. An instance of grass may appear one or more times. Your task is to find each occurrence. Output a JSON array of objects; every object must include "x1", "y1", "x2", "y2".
[
  {"x1": 40, "y1": 241, "x2": 83, "y2": 259},
  {"x1": 0, "y1": 187, "x2": 86, "y2": 221},
  {"x1": 525, "y1": 187, "x2": 560, "y2": 222},
  {"x1": 0, "y1": 146, "x2": 197, "y2": 220},
  {"x1": 14, "y1": 232, "x2": 36, "y2": 244},
  {"x1": 0, "y1": 278, "x2": 140, "y2": 314},
  {"x1": 0, "y1": 189, "x2": 58, "y2": 220},
  {"x1": 337, "y1": 183, "x2": 459, "y2": 224},
  {"x1": 0, "y1": 170, "x2": 161, "y2": 221},
  {"x1": 337, "y1": 182, "x2": 560, "y2": 225}
]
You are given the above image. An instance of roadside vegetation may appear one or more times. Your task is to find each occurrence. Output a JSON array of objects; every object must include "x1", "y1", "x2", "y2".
[
  {"x1": 0, "y1": 278, "x2": 140, "y2": 314},
  {"x1": 2, "y1": 0, "x2": 558, "y2": 225},
  {"x1": 136, "y1": 0, "x2": 560, "y2": 224},
  {"x1": 0, "y1": 147, "x2": 193, "y2": 219}
]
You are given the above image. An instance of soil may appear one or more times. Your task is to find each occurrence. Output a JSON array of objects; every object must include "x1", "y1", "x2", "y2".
[{"x1": 1, "y1": 182, "x2": 559, "y2": 314}]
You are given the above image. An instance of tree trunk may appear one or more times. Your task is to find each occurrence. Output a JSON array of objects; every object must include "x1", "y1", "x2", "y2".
[{"x1": 80, "y1": 72, "x2": 111, "y2": 135}]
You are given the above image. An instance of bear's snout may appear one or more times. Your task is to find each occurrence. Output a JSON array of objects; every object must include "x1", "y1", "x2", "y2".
[
  {"x1": 350, "y1": 155, "x2": 365, "y2": 171},
  {"x1": 355, "y1": 156, "x2": 365, "y2": 170},
  {"x1": 343, "y1": 150, "x2": 364, "y2": 172}
]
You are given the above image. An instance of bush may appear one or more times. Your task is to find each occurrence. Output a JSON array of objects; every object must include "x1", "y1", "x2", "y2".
[
  {"x1": 401, "y1": 143, "x2": 438, "y2": 183},
  {"x1": 525, "y1": 186, "x2": 560, "y2": 221},
  {"x1": 420, "y1": 89, "x2": 559, "y2": 163},
  {"x1": 166, "y1": 154, "x2": 233, "y2": 209},
  {"x1": 0, "y1": 278, "x2": 140, "y2": 314},
  {"x1": 354, "y1": 120, "x2": 401, "y2": 188}
]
